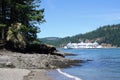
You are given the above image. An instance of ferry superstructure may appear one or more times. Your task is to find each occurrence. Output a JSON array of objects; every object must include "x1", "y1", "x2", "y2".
[{"x1": 64, "y1": 42, "x2": 102, "y2": 49}]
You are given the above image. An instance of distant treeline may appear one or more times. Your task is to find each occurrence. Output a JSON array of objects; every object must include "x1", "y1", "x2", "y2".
[{"x1": 40, "y1": 24, "x2": 120, "y2": 47}]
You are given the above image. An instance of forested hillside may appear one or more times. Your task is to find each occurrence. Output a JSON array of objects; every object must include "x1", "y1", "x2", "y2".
[{"x1": 41, "y1": 24, "x2": 120, "y2": 47}]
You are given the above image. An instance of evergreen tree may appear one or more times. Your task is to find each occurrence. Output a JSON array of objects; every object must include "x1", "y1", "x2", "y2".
[
  {"x1": 0, "y1": 0, "x2": 45, "y2": 43},
  {"x1": 9, "y1": 0, "x2": 45, "y2": 42}
]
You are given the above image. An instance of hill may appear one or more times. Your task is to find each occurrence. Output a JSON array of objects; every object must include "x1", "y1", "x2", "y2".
[
  {"x1": 41, "y1": 37, "x2": 61, "y2": 41},
  {"x1": 40, "y1": 24, "x2": 120, "y2": 47},
  {"x1": 40, "y1": 37, "x2": 61, "y2": 46}
]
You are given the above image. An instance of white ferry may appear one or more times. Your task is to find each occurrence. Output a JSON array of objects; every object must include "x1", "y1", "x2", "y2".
[{"x1": 64, "y1": 42, "x2": 102, "y2": 49}]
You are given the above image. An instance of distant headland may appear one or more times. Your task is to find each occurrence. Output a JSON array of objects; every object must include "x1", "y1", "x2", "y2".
[{"x1": 41, "y1": 24, "x2": 120, "y2": 48}]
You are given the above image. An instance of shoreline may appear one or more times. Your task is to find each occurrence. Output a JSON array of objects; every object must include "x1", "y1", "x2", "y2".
[
  {"x1": 56, "y1": 69, "x2": 82, "y2": 80},
  {"x1": 0, "y1": 50, "x2": 83, "y2": 80}
]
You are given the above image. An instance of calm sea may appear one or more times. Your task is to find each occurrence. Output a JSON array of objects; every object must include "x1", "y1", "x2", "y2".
[{"x1": 48, "y1": 48, "x2": 120, "y2": 80}]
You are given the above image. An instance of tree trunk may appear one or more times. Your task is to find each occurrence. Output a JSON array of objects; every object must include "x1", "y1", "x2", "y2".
[
  {"x1": 10, "y1": 0, "x2": 16, "y2": 23},
  {"x1": 1, "y1": 0, "x2": 6, "y2": 24},
  {"x1": 2, "y1": 29, "x2": 4, "y2": 39}
]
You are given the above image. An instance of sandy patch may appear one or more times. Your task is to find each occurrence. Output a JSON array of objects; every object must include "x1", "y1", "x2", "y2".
[
  {"x1": 0, "y1": 68, "x2": 30, "y2": 80},
  {"x1": 23, "y1": 69, "x2": 52, "y2": 80},
  {"x1": 0, "y1": 68, "x2": 52, "y2": 80}
]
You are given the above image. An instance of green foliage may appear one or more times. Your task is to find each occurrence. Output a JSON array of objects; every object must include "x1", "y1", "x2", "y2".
[
  {"x1": 0, "y1": 0, "x2": 45, "y2": 45},
  {"x1": 9, "y1": 0, "x2": 45, "y2": 42},
  {"x1": 32, "y1": 39, "x2": 41, "y2": 44},
  {"x1": 41, "y1": 24, "x2": 120, "y2": 47},
  {"x1": 6, "y1": 23, "x2": 27, "y2": 49},
  {"x1": 0, "y1": 24, "x2": 6, "y2": 28}
]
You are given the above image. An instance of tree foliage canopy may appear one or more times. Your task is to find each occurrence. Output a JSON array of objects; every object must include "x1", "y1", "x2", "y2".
[{"x1": 0, "y1": 0, "x2": 44, "y2": 40}]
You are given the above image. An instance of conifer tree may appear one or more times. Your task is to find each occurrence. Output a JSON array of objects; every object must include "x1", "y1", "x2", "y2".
[{"x1": 0, "y1": 0, "x2": 45, "y2": 43}]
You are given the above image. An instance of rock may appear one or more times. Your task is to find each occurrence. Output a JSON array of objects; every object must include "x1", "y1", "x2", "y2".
[
  {"x1": 86, "y1": 59, "x2": 93, "y2": 61},
  {"x1": 0, "y1": 50, "x2": 83, "y2": 69},
  {"x1": 6, "y1": 62, "x2": 15, "y2": 68},
  {"x1": 53, "y1": 51, "x2": 77, "y2": 57},
  {"x1": 26, "y1": 44, "x2": 57, "y2": 54}
]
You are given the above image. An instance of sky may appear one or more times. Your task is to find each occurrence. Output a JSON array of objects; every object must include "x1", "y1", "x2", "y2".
[{"x1": 37, "y1": 0, "x2": 120, "y2": 38}]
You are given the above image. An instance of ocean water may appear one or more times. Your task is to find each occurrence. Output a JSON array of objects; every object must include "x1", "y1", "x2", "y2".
[{"x1": 48, "y1": 48, "x2": 120, "y2": 80}]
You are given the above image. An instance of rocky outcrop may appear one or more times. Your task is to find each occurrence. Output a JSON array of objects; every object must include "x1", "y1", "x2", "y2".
[
  {"x1": 26, "y1": 44, "x2": 57, "y2": 54},
  {"x1": 0, "y1": 50, "x2": 83, "y2": 69}
]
